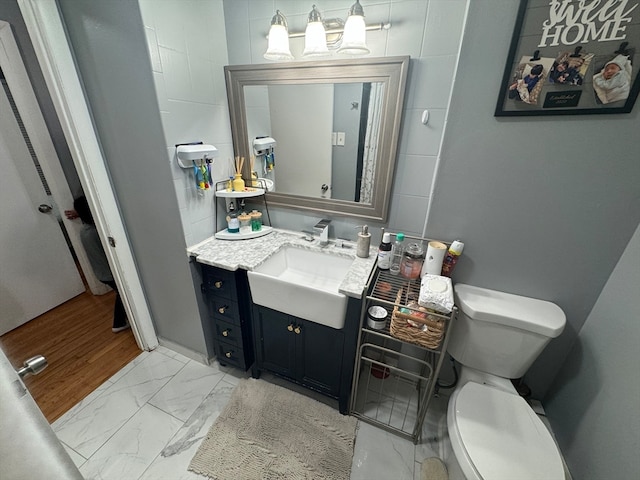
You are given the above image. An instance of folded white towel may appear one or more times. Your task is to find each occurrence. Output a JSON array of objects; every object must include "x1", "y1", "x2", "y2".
[{"x1": 418, "y1": 275, "x2": 454, "y2": 314}]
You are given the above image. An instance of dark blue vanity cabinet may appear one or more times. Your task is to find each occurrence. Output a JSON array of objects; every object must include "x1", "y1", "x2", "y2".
[
  {"x1": 251, "y1": 297, "x2": 362, "y2": 414},
  {"x1": 201, "y1": 265, "x2": 254, "y2": 371}
]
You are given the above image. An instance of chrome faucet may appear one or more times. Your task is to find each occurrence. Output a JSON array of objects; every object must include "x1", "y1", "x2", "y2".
[{"x1": 313, "y1": 219, "x2": 331, "y2": 246}]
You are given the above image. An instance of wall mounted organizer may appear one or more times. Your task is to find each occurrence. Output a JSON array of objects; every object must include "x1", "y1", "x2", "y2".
[{"x1": 175, "y1": 143, "x2": 218, "y2": 168}]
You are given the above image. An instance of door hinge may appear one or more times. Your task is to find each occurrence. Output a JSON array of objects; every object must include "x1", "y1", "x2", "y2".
[{"x1": 108, "y1": 236, "x2": 116, "y2": 247}]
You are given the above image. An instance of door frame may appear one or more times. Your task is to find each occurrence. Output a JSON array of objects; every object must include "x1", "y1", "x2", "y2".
[{"x1": 16, "y1": 0, "x2": 158, "y2": 351}]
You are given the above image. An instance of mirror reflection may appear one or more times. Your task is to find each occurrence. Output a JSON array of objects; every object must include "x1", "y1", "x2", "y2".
[
  {"x1": 245, "y1": 82, "x2": 385, "y2": 203},
  {"x1": 225, "y1": 56, "x2": 409, "y2": 221}
]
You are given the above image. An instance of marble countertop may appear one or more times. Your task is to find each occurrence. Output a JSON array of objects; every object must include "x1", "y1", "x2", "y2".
[{"x1": 187, "y1": 229, "x2": 378, "y2": 299}]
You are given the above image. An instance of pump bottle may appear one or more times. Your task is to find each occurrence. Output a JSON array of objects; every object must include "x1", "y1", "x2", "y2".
[{"x1": 356, "y1": 225, "x2": 371, "y2": 258}]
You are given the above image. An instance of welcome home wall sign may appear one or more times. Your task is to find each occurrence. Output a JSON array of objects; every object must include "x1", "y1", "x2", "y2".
[{"x1": 496, "y1": 0, "x2": 640, "y2": 116}]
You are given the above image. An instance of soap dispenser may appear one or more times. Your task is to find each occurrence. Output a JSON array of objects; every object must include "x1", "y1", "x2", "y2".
[
  {"x1": 356, "y1": 225, "x2": 371, "y2": 258},
  {"x1": 226, "y1": 202, "x2": 239, "y2": 233}
]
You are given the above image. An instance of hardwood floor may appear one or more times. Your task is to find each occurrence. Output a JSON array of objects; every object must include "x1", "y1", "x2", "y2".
[{"x1": 0, "y1": 289, "x2": 141, "y2": 423}]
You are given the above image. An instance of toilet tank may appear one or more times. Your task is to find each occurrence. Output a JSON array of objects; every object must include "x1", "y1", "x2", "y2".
[{"x1": 448, "y1": 284, "x2": 566, "y2": 379}]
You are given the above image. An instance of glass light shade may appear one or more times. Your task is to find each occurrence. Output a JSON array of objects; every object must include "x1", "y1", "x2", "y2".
[
  {"x1": 303, "y1": 21, "x2": 329, "y2": 57},
  {"x1": 264, "y1": 24, "x2": 293, "y2": 61},
  {"x1": 338, "y1": 14, "x2": 369, "y2": 55}
]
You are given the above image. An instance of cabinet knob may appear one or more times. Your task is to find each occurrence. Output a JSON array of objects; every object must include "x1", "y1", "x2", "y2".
[
  {"x1": 218, "y1": 306, "x2": 227, "y2": 314},
  {"x1": 287, "y1": 324, "x2": 294, "y2": 332},
  {"x1": 225, "y1": 351, "x2": 232, "y2": 358},
  {"x1": 222, "y1": 329, "x2": 230, "y2": 337},
  {"x1": 214, "y1": 281, "x2": 223, "y2": 289},
  {"x1": 294, "y1": 326, "x2": 301, "y2": 335}
]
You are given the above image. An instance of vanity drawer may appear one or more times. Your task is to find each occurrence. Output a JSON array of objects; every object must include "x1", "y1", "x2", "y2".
[
  {"x1": 214, "y1": 339, "x2": 247, "y2": 370},
  {"x1": 202, "y1": 266, "x2": 237, "y2": 300},
  {"x1": 210, "y1": 298, "x2": 240, "y2": 324},
  {"x1": 213, "y1": 318, "x2": 243, "y2": 348}
]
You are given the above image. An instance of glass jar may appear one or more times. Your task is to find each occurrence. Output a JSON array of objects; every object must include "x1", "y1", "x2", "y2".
[
  {"x1": 249, "y1": 210, "x2": 262, "y2": 231},
  {"x1": 400, "y1": 242, "x2": 424, "y2": 280},
  {"x1": 238, "y1": 213, "x2": 251, "y2": 233}
]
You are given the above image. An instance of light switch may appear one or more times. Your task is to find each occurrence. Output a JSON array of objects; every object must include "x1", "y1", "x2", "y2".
[{"x1": 337, "y1": 132, "x2": 346, "y2": 146}]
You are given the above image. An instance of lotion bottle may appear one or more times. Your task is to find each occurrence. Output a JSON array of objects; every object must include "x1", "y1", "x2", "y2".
[
  {"x1": 377, "y1": 231, "x2": 392, "y2": 269},
  {"x1": 356, "y1": 225, "x2": 371, "y2": 258}
]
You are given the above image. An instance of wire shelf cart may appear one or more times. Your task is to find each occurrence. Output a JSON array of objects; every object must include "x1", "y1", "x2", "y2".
[{"x1": 349, "y1": 235, "x2": 457, "y2": 444}]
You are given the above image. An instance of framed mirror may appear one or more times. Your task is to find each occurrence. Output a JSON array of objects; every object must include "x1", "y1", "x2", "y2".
[{"x1": 224, "y1": 56, "x2": 409, "y2": 222}]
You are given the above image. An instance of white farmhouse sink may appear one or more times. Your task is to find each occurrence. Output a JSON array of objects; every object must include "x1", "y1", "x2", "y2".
[{"x1": 247, "y1": 246, "x2": 354, "y2": 329}]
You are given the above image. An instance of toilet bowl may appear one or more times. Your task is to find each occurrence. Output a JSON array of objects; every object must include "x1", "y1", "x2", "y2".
[
  {"x1": 444, "y1": 284, "x2": 567, "y2": 480},
  {"x1": 446, "y1": 369, "x2": 565, "y2": 480}
]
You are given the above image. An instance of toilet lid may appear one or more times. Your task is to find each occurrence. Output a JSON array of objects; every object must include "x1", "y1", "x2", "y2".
[{"x1": 454, "y1": 382, "x2": 564, "y2": 480}]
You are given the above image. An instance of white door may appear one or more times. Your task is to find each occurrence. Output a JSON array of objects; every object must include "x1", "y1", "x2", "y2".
[{"x1": 0, "y1": 81, "x2": 84, "y2": 336}]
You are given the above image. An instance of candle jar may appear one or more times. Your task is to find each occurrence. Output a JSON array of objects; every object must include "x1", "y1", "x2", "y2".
[{"x1": 400, "y1": 242, "x2": 424, "y2": 280}]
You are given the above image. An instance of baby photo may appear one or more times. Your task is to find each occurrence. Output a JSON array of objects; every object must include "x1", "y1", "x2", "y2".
[{"x1": 592, "y1": 52, "x2": 634, "y2": 105}]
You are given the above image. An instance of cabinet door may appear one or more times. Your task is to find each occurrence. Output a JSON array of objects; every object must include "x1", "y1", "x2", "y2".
[
  {"x1": 296, "y1": 319, "x2": 345, "y2": 397},
  {"x1": 253, "y1": 306, "x2": 296, "y2": 379}
]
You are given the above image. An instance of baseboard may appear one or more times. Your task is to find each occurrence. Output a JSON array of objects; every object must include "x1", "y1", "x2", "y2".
[{"x1": 156, "y1": 337, "x2": 210, "y2": 365}]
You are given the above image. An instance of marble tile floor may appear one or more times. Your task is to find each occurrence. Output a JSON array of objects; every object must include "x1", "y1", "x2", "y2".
[
  {"x1": 52, "y1": 346, "x2": 568, "y2": 480},
  {"x1": 52, "y1": 346, "x2": 451, "y2": 480}
]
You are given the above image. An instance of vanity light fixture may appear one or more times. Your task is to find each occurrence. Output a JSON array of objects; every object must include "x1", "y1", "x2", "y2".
[
  {"x1": 264, "y1": 10, "x2": 294, "y2": 61},
  {"x1": 264, "y1": 2, "x2": 390, "y2": 61},
  {"x1": 337, "y1": 0, "x2": 370, "y2": 55},
  {"x1": 302, "y1": 5, "x2": 329, "y2": 57}
]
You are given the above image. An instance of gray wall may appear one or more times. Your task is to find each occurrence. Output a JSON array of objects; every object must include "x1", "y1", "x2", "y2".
[
  {"x1": 427, "y1": 0, "x2": 640, "y2": 397},
  {"x1": 544, "y1": 223, "x2": 640, "y2": 479},
  {"x1": 0, "y1": 0, "x2": 81, "y2": 197},
  {"x1": 57, "y1": 0, "x2": 207, "y2": 356}
]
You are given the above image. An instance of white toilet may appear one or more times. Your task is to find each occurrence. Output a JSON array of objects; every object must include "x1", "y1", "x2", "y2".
[{"x1": 444, "y1": 284, "x2": 567, "y2": 480}]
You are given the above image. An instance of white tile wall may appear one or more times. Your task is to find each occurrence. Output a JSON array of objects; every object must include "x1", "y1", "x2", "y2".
[
  {"x1": 139, "y1": 0, "x2": 468, "y2": 243},
  {"x1": 139, "y1": 0, "x2": 233, "y2": 246}
]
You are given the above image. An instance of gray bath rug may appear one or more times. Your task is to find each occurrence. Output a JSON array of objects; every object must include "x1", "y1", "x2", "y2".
[
  {"x1": 189, "y1": 378, "x2": 358, "y2": 479},
  {"x1": 421, "y1": 457, "x2": 448, "y2": 480}
]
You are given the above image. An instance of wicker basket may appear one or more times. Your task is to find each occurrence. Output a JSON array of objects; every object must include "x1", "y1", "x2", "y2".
[{"x1": 390, "y1": 287, "x2": 446, "y2": 350}]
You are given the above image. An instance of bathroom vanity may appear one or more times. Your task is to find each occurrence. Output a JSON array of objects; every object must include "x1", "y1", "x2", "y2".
[
  {"x1": 188, "y1": 229, "x2": 377, "y2": 414},
  {"x1": 200, "y1": 265, "x2": 254, "y2": 370}
]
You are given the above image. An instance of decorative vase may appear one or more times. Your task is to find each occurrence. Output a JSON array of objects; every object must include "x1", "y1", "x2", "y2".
[{"x1": 232, "y1": 173, "x2": 245, "y2": 192}]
